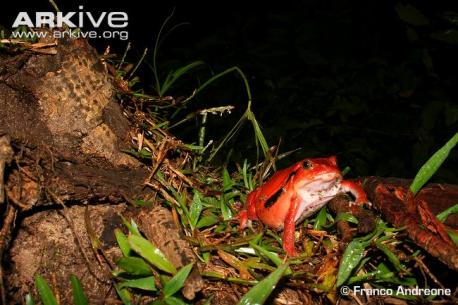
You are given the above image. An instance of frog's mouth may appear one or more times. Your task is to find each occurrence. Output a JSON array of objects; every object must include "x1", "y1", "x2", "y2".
[{"x1": 294, "y1": 173, "x2": 341, "y2": 223}]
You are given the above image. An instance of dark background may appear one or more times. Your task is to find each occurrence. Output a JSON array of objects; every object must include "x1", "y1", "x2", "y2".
[{"x1": 2, "y1": 0, "x2": 458, "y2": 182}]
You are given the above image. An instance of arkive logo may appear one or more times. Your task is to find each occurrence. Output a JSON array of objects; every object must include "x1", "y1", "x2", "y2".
[{"x1": 12, "y1": 5, "x2": 128, "y2": 29}]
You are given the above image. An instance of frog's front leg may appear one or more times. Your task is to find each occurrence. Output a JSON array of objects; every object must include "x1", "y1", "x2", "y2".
[
  {"x1": 238, "y1": 189, "x2": 259, "y2": 229},
  {"x1": 282, "y1": 194, "x2": 301, "y2": 257},
  {"x1": 341, "y1": 180, "x2": 368, "y2": 204}
]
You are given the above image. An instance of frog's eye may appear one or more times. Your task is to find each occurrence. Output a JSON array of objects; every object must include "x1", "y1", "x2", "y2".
[{"x1": 302, "y1": 160, "x2": 312, "y2": 169}]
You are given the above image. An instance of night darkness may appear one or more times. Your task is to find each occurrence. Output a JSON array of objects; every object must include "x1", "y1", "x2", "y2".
[{"x1": 2, "y1": 0, "x2": 458, "y2": 182}]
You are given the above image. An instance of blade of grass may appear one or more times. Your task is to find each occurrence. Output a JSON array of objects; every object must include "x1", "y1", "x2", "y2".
[
  {"x1": 34, "y1": 275, "x2": 58, "y2": 305},
  {"x1": 249, "y1": 243, "x2": 292, "y2": 275},
  {"x1": 160, "y1": 61, "x2": 205, "y2": 96},
  {"x1": 436, "y1": 203, "x2": 458, "y2": 222},
  {"x1": 70, "y1": 275, "x2": 88, "y2": 305},
  {"x1": 163, "y1": 263, "x2": 194, "y2": 297},
  {"x1": 114, "y1": 283, "x2": 134, "y2": 305},
  {"x1": 120, "y1": 215, "x2": 141, "y2": 236},
  {"x1": 334, "y1": 212, "x2": 359, "y2": 224},
  {"x1": 410, "y1": 131, "x2": 458, "y2": 195},
  {"x1": 237, "y1": 264, "x2": 288, "y2": 305},
  {"x1": 375, "y1": 241, "x2": 406, "y2": 272},
  {"x1": 119, "y1": 276, "x2": 157, "y2": 291},
  {"x1": 115, "y1": 229, "x2": 132, "y2": 257},
  {"x1": 25, "y1": 294, "x2": 35, "y2": 305}
]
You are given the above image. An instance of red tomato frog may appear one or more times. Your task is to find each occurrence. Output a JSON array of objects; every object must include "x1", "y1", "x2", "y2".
[{"x1": 238, "y1": 156, "x2": 368, "y2": 256}]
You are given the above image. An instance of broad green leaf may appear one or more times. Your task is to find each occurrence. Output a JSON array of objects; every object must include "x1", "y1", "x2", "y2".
[
  {"x1": 336, "y1": 239, "x2": 368, "y2": 286},
  {"x1": 70, "y1": 275, "x2": 88, "y2": 305},
  {"x1": 196, "y1": 215, "x2": 218, "y2": 228},
  {"x1": 437, "y1": 203, "x2": 458, "y2": 222},
  {"x1": 313, "y1": 207, "x2": 328, "y2": 230},
  {"x1": 114, "y1": 229, "x2": 131, "y2": 257},
  {"x1": 410, "y1": 131, "x2": 458, "y2": 195},
  {"x1": 163, "y1": 263, "x2": 194, "y2": 297},
  {"x1": 237, "y1": 264, "x2": 288, "y2": 305},
  {"x1": 128, "y1": 234, "x2": 177, "y2": 274},
  {"x1": 25, "y1": 294, "x2": 35, "y2": 305},
  {"x1": 34, "y1": 275, "x2": 58, "y2": 305},
  {"x1": 189, "y1": 191, "x2": 203, "y2": 228},
  {"x1": 119, "y1": 276, "x2": 157, "y2": 291},
  {"x1": 115, "y1": 256, "x2": 153, "y2": 276}
]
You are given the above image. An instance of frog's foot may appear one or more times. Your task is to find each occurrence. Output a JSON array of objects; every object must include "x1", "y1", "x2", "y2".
[{"x1": 238, "y1": 210, "x2": 250, "y2": 230}]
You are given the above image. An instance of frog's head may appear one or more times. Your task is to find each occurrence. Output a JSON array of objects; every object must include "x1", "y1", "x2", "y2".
[{"x1": 293, "y1": 156, "x2": 342, "y2": 190}]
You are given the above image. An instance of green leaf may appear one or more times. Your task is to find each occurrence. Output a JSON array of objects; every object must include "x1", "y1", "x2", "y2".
[
  {"x1": 220, "y1": 198, "x2": 232, "y2": 220},
  {"x1": 430, "y1": 29, "x2": 458, "y2": 45},
  {"x1": 436, "y1": 203, "x2": 458, "y2": 222},
  {"x1": 25, "y1": 294, "x2": 35, "y2": 305},
  {"x1": 410, "y1": 131, "x2": 458, "y2": 195},
  {"x1": 115, "y1": 229, "x2": 132, "y2": 257},
  {"x1": 128, "y1": 234, "x2": 177, "y2": 274},
  {"x1": 237, "y1": 264, "x2": 288, "y2": 305},
  {"x1": 34, "y1": 275, "x2": 58, "y2": 305},
  {"x1": 196, "y1": 215, "x2": 218, "y2": 228},
  {"x1": 163, "y1": 263, "x2": 194, "y2": 297},
  {"x1": 336, "y1": 239, "x2": 368, "y2": 286},
  {"x1": 115, "y1": 256, "x2": 153, "y2": 276},
  {"x1": 313, "y1": 207, "x2": 327, "y2": 230},
  {"x1": 375, "y1": 241, "x2": 405, "y2": 272},
  {"x1": 189, "y1": 191, "x2": 203, "y2": 228},
  {"x1": 114, "y1": 283, "x2": 133, "y2": 305},
  {"x1": 395, "y1": 3, "x2": 430, "y2": 26},
  {"x1": 335, "y1": 212, "x2": 359, "y2": 224},
  {"x1": 134, "y1": 200, "x2": 153, "y2": 207},
  {"x1": 164, "y1": 296, "x2": 190, "y2": 305},
  {"x1": 119, "y1": 276, "x2": 157, "y2": 291},
  {"x1": 160, "y1": 61, "x2": 205, "y2": 96},
  {"x1": 249, "y1": 243, "x2": 292, "y2": 275},
  {"x1": 246, "y1": 110, "x2": 269, "y2": 157},
  {"x1": 120, "y1": 215, "x2": 141, "y2": 236},
  {"x1": 70, "y1": 275, "x2": 88, "y2": 305},
  {"x1": 222, "y1": 168, "x2": 233, "y2": 192},
  {"x1": 448, "y1": 229, "x2": 458, "y2": 246}
]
